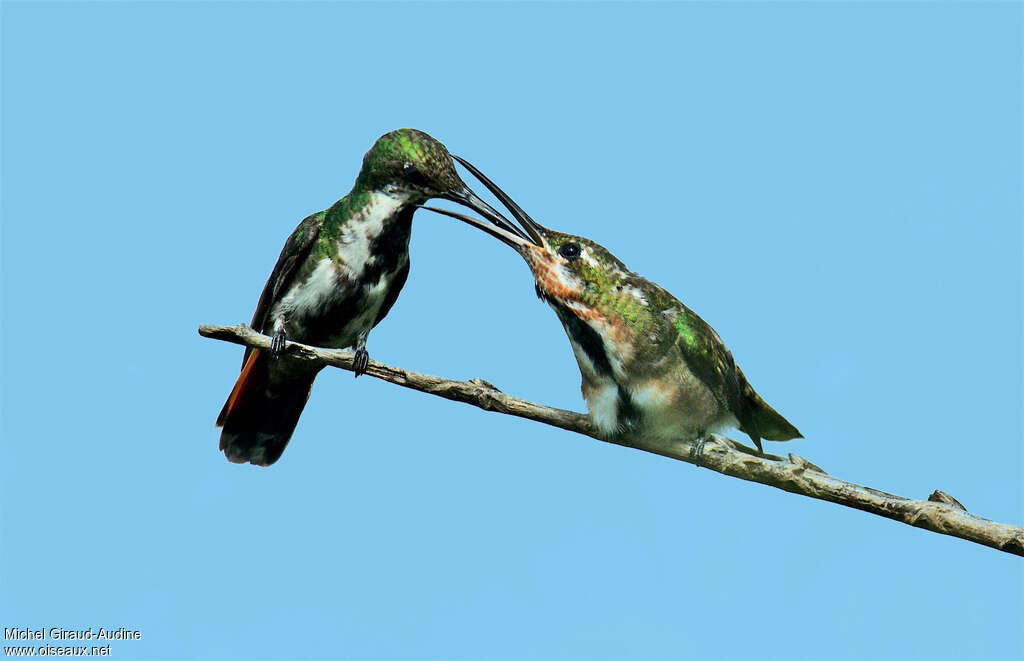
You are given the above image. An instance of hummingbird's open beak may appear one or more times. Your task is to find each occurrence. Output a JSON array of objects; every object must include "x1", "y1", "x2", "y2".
[
  {"x1": 441, "y1": 187, "x2": 532, "y2": 244},
  {"x1": 451, "y1": 155, "x2": 548, "y2": 248},
  {"x1": 416, "y1": 204, "x2": 533, "y2": 250}
]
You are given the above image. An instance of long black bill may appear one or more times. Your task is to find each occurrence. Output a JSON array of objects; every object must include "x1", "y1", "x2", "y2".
[
  {"x1": 451, "y1": 155, "x2": 546, "y2": 246},
  {"x1": 417, "y1": 205, "x2": 532, "y2": 250},
  {"x1": 442, "y1": 187, "x2": 532, "y2": 243}
]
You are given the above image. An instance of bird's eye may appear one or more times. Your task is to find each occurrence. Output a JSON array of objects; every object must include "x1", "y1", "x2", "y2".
[
  {"x1": 558, "y1": 242, "x2": 582, "y2": 260},
  {"x1": 403, "y1": 164, "x2": 428, "y2": 187}
]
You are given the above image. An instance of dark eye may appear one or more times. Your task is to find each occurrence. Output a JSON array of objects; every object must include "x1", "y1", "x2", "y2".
[
  {"x1": 403, "y1": 162, "x2": 427, "y2": 186},
  {"x1": 558, "y1": 242, "x2": 581, "y2": 259}
]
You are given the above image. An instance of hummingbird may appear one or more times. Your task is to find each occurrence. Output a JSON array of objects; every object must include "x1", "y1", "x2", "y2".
[
  {"x1": 422, "y1": 157, "x2": 802, "y2": 453},
  {"x1": 216, "y1": 129, "x2": 530, "y2": 466}
]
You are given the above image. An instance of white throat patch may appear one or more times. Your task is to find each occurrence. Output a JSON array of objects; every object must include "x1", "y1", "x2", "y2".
[{"x1": 335, "y1": 190, "x2": 410, "y2": 275}]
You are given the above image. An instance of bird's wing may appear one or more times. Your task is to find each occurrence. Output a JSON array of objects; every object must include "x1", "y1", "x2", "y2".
[
  {"x1": 670, "y1": 303, "x2": 748, "y2": 418},
  {"x1": 242, "y1": 210, "x2": 325, "y2": 368}
]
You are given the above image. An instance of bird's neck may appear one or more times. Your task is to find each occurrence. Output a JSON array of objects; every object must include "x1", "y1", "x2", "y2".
[
  {"x1": 330, "y1": 180, "x2": 417, "y2": 221},
  {"x1": 316, "y1": 185, "x2": 419, "y2": 266}
]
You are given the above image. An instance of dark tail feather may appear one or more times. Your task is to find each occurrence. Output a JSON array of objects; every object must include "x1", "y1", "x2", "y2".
[
  {"x1": 739, "y1": 388, "x2": 802, "y2": 452},
  {"x1": 216, "y1": 350, "x2": 317, "y2": 466}
]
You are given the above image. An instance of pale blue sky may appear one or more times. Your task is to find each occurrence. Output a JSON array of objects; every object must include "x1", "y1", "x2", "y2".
[{"x1": 2, "y1": 2, "x2": 1021, "y2": 660}]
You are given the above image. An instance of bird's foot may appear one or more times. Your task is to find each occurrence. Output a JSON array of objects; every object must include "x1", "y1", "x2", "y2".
[
  {"x1": 691, "y1": 434, "x2": 730, "y2": 467},
  {"x1": 353, "y1": 348, "x2": 369, "y2": 377},
  {"x1": 691, "y1": 436, "x2": 709, "y2": 467},
  {"x1": 271, "y1": 330, "x2": 287, "y2": 357},
  {"x1": 352, "y1": 332, "x2": 370, "y2": 378}
]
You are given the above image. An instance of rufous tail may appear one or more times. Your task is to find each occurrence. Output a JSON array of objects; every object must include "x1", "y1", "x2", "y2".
[{"x1": 216, "y1": 349, "x2": 317, "y2": 466}]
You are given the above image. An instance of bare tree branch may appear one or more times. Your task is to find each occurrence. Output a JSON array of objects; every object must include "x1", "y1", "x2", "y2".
[{"x1": 200, "y1": 323, "x2": 1024, "y2": 557}]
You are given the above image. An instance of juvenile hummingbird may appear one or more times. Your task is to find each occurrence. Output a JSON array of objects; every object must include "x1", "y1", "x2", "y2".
[
  {"x1": 423, "y1": 158, "x2": 802, "y2": 453},
  {"x1": 216, "y1": 130, "x2": 529, "y2": 466}
]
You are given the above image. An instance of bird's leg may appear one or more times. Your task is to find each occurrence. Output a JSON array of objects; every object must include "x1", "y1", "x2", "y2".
[
  {"x1": 270, "y1": 329, "x2": 288, "y2": 357},
  {"x1": 270, "y1": 316, "x2": 290, "y2": 358},
  {"x1": 352, "y1": 331, "x2": 370, "y2": 378},
  {"x1": 691, "y1": 436, "x2": 709, "y2": 467},
  {"x1": 691, "y1": 433, "x2": 729, "y2": 467}
]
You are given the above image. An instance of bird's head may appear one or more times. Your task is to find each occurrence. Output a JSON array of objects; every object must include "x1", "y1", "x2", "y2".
[
  {"x1": 355, "y1": 130, "x2": 527, "y2": 242},
  {"x1": 357, "y1": 129, "x2": 461, "y2": 197},
  {"x1": 419, "y1": 156, "x2": 636, "y2": 318}
]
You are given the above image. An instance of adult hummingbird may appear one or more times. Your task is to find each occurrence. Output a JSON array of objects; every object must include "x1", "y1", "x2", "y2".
[
  {"x1": 422, "y1": 158, "x2": 802, "y2": 453},
  {"x1": 216, "y1": 130, "x2": 529, "y2": 466}
]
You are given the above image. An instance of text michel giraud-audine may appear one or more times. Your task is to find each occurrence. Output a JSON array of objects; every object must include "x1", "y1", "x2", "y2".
[{"x1": 5, "y1": 628, "x2": 142, "y2": 642}]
